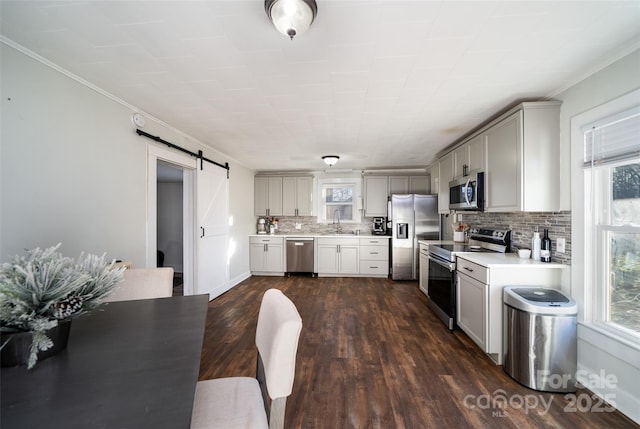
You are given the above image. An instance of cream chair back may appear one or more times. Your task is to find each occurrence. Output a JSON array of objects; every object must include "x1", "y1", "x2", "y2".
[
  {"x1": 190, "y1": 289, "x2": 302, "y2": 429},
  {"x1": 255, "y1": 288, "x2": 303, "y2": 400},
  {"x1": 105, "y1": 267, "x2": 174, "y2": 302}
]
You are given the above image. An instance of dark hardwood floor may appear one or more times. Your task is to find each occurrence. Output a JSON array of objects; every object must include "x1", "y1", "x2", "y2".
[{"x1": 198, "y1": 276, "x2": 638, "y2": 429}]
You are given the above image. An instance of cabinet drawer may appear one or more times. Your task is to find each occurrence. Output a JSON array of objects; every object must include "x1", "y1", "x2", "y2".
[
  {"x1": 250, "y1": 236, "x2": 284, "y2": 245},
  {"x1": 359, "y1": 238, "x2": 388, "y2": 246},
  {"x1": 360, "y1": 245, "x2": 388, "y2": 260},
  {"x1": 456, "y1": 258, "x2": 487, "y2": 283},
  {"x1": 317, "y1": 237, "x2": 358, "y2": 246},
  {"x1": 359, "y1": 261, "x2": 388, "y2": 276}
]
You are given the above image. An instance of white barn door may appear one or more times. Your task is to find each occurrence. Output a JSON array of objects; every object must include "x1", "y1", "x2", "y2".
[{"x1": 196, "y1": 161, "x2": 229, "y2": 300}]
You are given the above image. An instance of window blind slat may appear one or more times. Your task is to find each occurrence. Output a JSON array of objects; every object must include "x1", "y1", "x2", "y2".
[{"x1": 584, "y1": 107, "x2": 640, "y2": 166}]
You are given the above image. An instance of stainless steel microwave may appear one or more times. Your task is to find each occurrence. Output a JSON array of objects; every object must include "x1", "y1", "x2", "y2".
[{"x1": 449, "y1": 171, "x2": 484, "y2": 211}]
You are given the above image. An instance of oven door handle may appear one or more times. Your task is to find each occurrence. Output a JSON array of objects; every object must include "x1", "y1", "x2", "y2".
[{"x1": 428, "y1": 254, "x2": 455, "y2": 272}]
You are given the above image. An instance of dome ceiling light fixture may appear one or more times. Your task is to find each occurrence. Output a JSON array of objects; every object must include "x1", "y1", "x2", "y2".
[
  {"x1": 265, "y1": 0, "x2": 318, "y2": 40},
  {"x1": 322, "y1": 155, "x2": 340, "y2": 167}
]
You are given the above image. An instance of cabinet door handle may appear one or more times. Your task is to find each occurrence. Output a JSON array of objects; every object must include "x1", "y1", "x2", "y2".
[
  {"x1": 200, "y1": 227, "x2": 205, "y2": 238},
  {"x1": 371, "y1": 252, "x2": 378, "y2": 255}
]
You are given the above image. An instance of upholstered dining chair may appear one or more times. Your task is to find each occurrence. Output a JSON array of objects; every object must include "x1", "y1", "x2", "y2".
[
  {"x1": 190, "y1": 288, "x2": 303, "y2": 429},
  {"x1": 105, "y1": 267, "x2": 174, "y2": 302}
]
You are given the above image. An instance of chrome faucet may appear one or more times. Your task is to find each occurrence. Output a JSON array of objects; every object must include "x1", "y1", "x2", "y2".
[{"x1": 333, "y1": 209, "x2": 342, "y2": 233}]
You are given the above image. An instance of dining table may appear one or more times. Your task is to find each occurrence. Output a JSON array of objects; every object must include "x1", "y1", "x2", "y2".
[{"x1": 1, "y1": 294, "x2": 209, "y2": 429}]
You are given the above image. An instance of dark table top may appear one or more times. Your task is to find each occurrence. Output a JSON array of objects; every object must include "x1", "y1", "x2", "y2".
[{"x1": 1, "y1": 294, "x2": 209, "y2": 429}]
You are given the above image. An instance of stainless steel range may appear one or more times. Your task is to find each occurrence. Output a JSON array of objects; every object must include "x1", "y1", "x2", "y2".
[{"x1": 426, "y1": 228, "x2": 511, "y2": 330}]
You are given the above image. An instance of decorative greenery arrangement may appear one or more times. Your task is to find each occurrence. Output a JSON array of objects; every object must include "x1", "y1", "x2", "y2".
[{"x1": 0, "y1": 244, "x2": 125, "y2": 368}]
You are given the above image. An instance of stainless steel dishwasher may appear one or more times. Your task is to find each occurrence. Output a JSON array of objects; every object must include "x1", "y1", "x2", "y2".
[{"x1": 286, "y1": 237, "x2": 315, "y2": 276}]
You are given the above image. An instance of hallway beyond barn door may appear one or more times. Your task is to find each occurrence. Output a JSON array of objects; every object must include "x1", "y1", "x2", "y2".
[{"x1": 196, "y1": 160, "x2": 230, "y2": 299}]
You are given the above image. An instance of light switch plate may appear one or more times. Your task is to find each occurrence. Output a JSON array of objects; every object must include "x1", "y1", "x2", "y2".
[{"x1": 557, "y1": 237, "x2": 566, "y2": 253}]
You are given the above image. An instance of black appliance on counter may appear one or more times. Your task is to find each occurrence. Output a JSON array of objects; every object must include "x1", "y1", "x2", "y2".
[
  {"x1": 372, "y1": 217, "x2": 386, "y2": 235},
  {"x1": 426, "y1": 228, "x2": 511, "y2": 330}
]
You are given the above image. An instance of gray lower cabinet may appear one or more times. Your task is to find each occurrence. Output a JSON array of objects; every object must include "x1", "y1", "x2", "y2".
[
  {"x1": 316, "y1": 237, "x2": 389, "y2": 277},
  {"x1": 456, "y1": 259, "x2": 488, "y2": 351},
  {"x1": 455, "y1": 255, "x2": 568, "y2": 365},
  {"x1": 316, "y1": 238, "x2": 359, "y2": 275},
  {"x1": 358, "y1": 237, "x2": 389, "y2": 277},
  {"x1": 250, "y1": 236, "x2": 284, "y2": 275}
]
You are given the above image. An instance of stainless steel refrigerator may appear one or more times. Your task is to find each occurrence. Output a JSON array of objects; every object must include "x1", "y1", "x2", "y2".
[{"x1": 390, "y1": 194, "x2": 439, "y2": 280}]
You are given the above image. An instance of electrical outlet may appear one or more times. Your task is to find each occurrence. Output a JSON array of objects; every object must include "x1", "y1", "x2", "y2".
[
  {"x1": 557, "y1": 237, "x2": 566, "y2": 253},
  {"x1": 295, "y1": 223, "x2": 302, "y2": 230}
]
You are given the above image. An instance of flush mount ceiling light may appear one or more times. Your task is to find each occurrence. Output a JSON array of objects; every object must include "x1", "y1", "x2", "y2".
[
  {"x1": 322, "y1": 155, "x2": 340, "y2": 167},
  {"x1": 265, "y1": 0, "x2": 317, "y2": 40}
]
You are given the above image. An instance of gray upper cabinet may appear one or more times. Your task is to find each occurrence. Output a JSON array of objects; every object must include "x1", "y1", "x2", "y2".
[
  {"x1": 437, "y1": 153, "x2": 454, "y2": 213},
  {"x1": 429, "y1": 101, "x2": 560, "y2": 213},
  {"x1": 366, "y1": 175, "x2": 429, "y2": 217},
  {"x1": 453, "y1": 145, "x2": 470, "y2": 179},
  {"x1": 453, "y1": 134, "x2": 485, "y2": 178},
  {"x1": 363, "y1": 176, "x2": 388, "y2": 217},
  {"x1": 484, "y1": 102, "x2": 561, "y2": 212},
  {"x1": 254, "y1": 176, "x2": 283, "y2": 216},
  {"x1": 389, "y1": 176, "x2": 409, "y2": 195},
  {"x1": 409, "y1": 176, "x2": 429, "y2": 194},
  {"x1": 485, "y1": 112, "x2": 522, "y2": 211},
  {"x1": 282, "y1": 176, "x2": 313, "y2": 216},
  {"x1": 427, "y1": 163, "x2": 439, "y2": 197},
  {"x1": 468, "y1": 134, "x2": 485, "y2": 173},
  {"x1": 389, "y1": 175, "x2": 429, "y2": 195},
  {"x1": 256, "y1": 175, "x2": 312, "y2": 217}
]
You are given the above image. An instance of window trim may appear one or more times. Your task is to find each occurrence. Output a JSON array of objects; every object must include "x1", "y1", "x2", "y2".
[
  {"x1": 316, "y1": 177, "x2": 362, "y2": 224},
  {"x1": 592, "y1": 173, "x2": 640, "y2": 335},
  {"x1": 580, "y1": 98, "x2": 640, "y2": 343}
]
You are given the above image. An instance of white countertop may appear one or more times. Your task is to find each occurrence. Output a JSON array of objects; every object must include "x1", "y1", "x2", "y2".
[
  {"x1": 249, "y1": 233, "x2": 390, "y2": 239},
  {"x1": 457, "y1": 252, "x2": 568, "y2": 268},
  {"x1": 418, "y1": 239, "x2": 457, "y2": 246}
]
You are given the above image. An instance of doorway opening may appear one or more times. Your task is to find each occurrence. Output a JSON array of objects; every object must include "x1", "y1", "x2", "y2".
[
  {"x1": 147, "y1": 144, "x2": 196, "y2": 297},
  {"x1": 157, "y1": 161, "x2": 185, "y2": 296}
]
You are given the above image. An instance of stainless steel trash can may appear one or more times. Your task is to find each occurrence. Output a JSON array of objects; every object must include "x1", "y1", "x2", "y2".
[{"x1": 503, "y1": 287, "x2": 577, "y2": 393}]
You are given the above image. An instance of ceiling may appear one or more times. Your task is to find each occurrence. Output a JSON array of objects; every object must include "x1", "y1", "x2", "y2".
[{"x1": 2, "y1": 1, "x2": 640, "y2": 172}]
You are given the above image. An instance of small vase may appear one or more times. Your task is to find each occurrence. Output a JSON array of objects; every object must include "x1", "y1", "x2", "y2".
[{"x1": 1, "y1": 320, "x2": 72, "y2": 368}]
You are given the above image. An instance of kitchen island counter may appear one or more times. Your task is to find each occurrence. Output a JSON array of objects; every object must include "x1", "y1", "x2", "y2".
[{"x1": 457, "y1": 252, "x2": 567, "y2": 268}]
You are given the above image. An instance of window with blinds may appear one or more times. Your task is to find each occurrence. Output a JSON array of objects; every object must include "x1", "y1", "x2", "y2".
[
  {"x1": 584, "y1": 106, "x2": 640, "y2": 166},
  {"x1": 584, "y1": 102, "x2": 640, "y2": 337}
]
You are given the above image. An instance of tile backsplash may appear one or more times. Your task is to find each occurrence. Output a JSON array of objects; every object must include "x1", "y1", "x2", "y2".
[
  {"x1": 259, "y1": 211, "x2": 572, "y2": 265},
  {"x1": 263, "y1": 216, "x2": 381, "y2": 236},
  {"x1": 457, "y1": 211, "x2": 572, "y2": 265}
]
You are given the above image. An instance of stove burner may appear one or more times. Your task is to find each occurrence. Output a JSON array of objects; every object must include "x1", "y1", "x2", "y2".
[{"x1": 428, "y1": 228, "x2": 511, "y2": 262}]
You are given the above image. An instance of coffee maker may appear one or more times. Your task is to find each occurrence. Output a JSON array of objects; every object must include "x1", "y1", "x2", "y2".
[
  {"x1": 256, "y1": 217, "x2": 268, "y2": 234},
  {"x1": 372, "y1": 217, "x2": 386, "y2": 235}
]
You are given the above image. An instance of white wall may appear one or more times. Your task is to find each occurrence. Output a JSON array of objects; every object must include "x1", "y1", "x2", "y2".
[
  {"x1": 557, "y1": 48, "x2": 640, "y2": 423},
  {"x1": 557, "y1": 49, "x2": 640, "y2": 210},
  {"x1": 0, "y1": 43, "x2": 253, "y2": 285}
]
